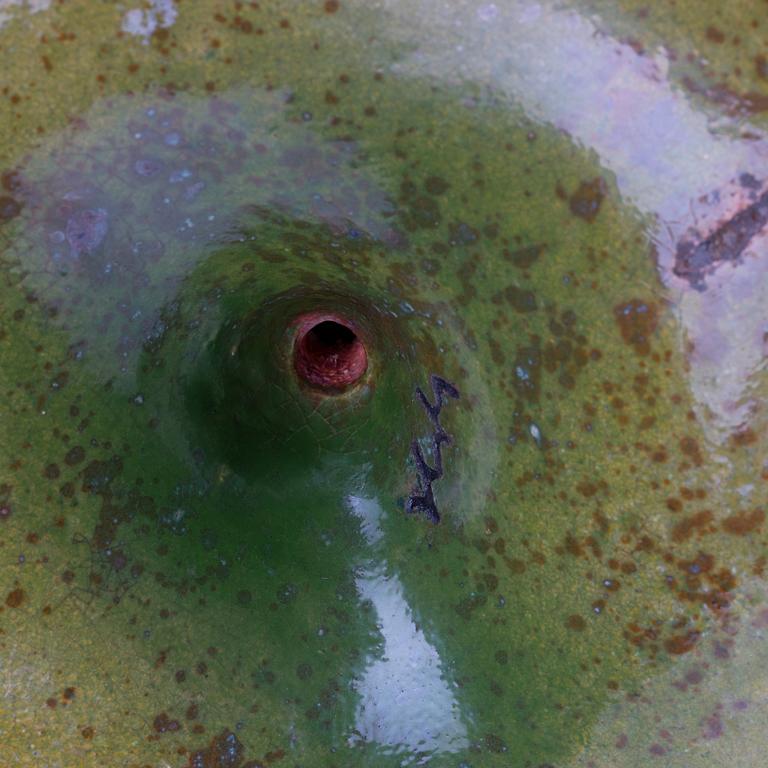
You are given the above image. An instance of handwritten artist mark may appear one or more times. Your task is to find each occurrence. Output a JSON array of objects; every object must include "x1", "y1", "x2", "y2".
[{"x1": 406, "y1": 374, "x2": 460, "y2": 524}]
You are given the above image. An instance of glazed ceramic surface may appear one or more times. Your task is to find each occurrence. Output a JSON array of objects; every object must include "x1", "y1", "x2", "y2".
[{"x1": 1, "y1": 1, "x2": 767, "y2": 766}]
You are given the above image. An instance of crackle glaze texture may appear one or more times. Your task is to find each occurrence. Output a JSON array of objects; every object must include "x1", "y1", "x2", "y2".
[{"x1": 0, "y1": 1, "x2": 767, "y2": 767}]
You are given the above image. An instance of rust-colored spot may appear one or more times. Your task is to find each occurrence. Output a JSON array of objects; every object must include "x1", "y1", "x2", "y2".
[
  {"x1": 565, "y1": 614, "x2": 586, "y2": 631},
  {"x1": 569, "y1": 177, "x2": 607, "y2": 222},
  {"x1": 613, "y1": 300, "x2": 658, "y2": 355},
  {"x1": 666, "y1": 497, "x2": 683, "y2": 513},
  {"x1": 5, "y1": 588, "x2": 25, "y2": 608},
  {"x1": 722, "y1": 508, "x2": 765, "y2": 536},
  {"x1": 672, "y1": 510, "x2": 714, "y2": 543},
  {"x1": 324, "y1": 0, "x2": 339, "y2": 12},
  {"x1": 665, "y1": 630, "x2": 700, "y2": 655},
  {"x1": 81, "y1": 726, "x2": 94, "y2": 739},
  {"x1": 705, "y1": 26, "x2": 726, "y2": 43},
  {"x1": 576, "y1": 480, "x2": 600, "y2": 498},
  {"x1": 731, "y1": 428, "x2": 757, "y2": 447}
]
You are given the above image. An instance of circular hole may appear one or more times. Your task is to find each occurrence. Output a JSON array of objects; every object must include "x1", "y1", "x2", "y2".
[{"x1": 293, "y1": 313, "x2": 368, "y2": 391}]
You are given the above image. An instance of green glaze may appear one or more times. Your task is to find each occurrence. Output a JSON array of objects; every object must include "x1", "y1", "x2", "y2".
[{"x1": 0, "y1": 2, "x2": 766, "y2": 766}]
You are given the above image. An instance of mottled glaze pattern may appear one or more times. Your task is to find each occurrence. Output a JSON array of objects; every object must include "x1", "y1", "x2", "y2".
[{"x1": 0, "y1": 2, "x2": 766, "y2": 767}]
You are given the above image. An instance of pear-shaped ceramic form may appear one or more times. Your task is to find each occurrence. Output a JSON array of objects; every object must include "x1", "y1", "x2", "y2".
[{"x1": 0, "y1": 2, "x2": 766, "y2": 766}]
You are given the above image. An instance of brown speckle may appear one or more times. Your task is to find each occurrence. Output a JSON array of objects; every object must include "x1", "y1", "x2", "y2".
[{"x1": 705, "y1": 26, "x2": 725, "y2": 43}]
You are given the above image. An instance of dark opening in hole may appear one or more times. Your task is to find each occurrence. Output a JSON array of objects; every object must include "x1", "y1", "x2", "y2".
[{"x1": 293, "y1": 314, "x2": 368, "y2": 390}]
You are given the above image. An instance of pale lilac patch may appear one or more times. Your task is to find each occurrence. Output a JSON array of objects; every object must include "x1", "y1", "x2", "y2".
[
  {"x1": 66, "y1": 208, "x2": 108, "y2": 257},
  {"x1": 477, "y1": 3, "x2": 498, "y2": 22},
  {"x1": 121, "y1": 0, "x2": 177, "y2": 44}
]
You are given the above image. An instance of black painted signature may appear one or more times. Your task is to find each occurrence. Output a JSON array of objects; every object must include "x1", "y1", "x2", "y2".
[{"x1": 406, "y1": 374, "x2": 460, "y2": 524}]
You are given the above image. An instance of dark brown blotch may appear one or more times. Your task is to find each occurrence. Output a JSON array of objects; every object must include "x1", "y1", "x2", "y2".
[
  {"x1": 569, "y1": 177, "x2": 607, "y2": 222},
  {"x1": 565, "y1": 614, "x2": 586, "y2": 631},
  {"x1": 5, "y1": 587, "x2": 25, "y2": 608},
  {"x1": 0, "y1": 195, "x2": 22, "y2": 222}
]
